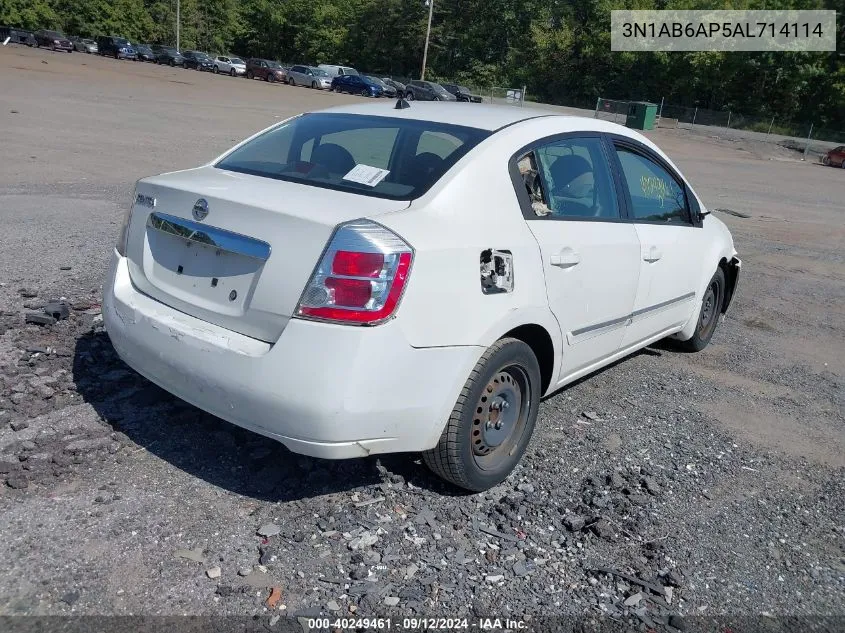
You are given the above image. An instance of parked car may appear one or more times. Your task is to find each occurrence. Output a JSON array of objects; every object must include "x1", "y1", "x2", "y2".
[
  {"x1": 381, "y1": 78, "x2": 406, "y2": 93},
  {"x1": 365, "y1": 76, "x2": 397, "y2": 97},
  {"x1": 213, "y1": 55, "x2": 246, "y2": 76},
  {"x1": 287, "y1": 65, "x2": 332, "y2": 89},
  {"x1": 71, "y1": 37, "x2": 98, "y2": 54},
  {"x1": 134, "y1": 43, "x2": 155, "y2": 62},
  {"x1": 182, "y1": 50, "x2": 214, "y2": 71},
  {"x1": 0, "y1": 27, "x2": 37, "y2": 47},
  {"x1": 442, "y1": 83, "x2": 483, "y2": 103},
  {"x1": 317, "y1": 64, "x2": 359, "y2": 78},
  {"x1": 151, "y1": 45, "x2": 184, "y2": 67},
  {"x1": 403, "y1": 80, "x2": 457, "y2": 101},
  {"x1": 97, "y1": 36, "x2": 136, "y2": 59},
  {"x1": 102, "y1": 102, "x2": 741, "y2": 491},
  {"x1": 821, "y1": 146, "x2": 845, "y2": 168},
  {"x1": 245, "y1": 59, "x2": 287, "y2": 83},
  {"x1": 34, "y1": 29, "x2": 73, "y2": 52},
  {"x1": 330, "y1": 74, "x2": 383, "y2": 97}
]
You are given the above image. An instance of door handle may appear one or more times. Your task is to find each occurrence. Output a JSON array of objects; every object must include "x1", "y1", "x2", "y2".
[
  {"x1": 550, "y1": 248, "x2": 581, "y2": 268},
  {"x1": 643, "y1": 246, "x2": 663, "y2": 263}
]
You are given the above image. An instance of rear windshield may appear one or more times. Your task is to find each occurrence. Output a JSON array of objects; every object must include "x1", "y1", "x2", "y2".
[{"x1": 216, "y1": 113, "x2": 489, "y2": 200}]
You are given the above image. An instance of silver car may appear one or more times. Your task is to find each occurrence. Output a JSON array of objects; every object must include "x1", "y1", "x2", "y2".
[
  {"x1": 73, "y1": 37, "x2": 98, "y2": 53},
  {"x1": 213, "y1": 55, "x2": 246, "y2": 77},
  {"x1": 286, "y1": 65, "x2": 332, "y2": 89}
]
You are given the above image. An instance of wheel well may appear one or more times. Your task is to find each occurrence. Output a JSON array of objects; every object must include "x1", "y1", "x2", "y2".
[
  {"x1": 504, "y1": 324, "x2": 555, "y2": 395},
  {"x1": 719, "y1": 257, "x2": 740, "y2": 314}
]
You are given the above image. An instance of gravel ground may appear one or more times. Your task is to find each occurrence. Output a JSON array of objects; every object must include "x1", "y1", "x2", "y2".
[{"x1": 1, "y1": 45, "x2": 843, "y2": 630}]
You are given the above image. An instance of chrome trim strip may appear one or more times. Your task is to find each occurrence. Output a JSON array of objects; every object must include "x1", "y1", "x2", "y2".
[
  {"x1": 630, "y1": 292, "x2": 695, "y2": 320},
  {"x1": 570, "y1": 292, "x2": 696, "y2": 338},
  {"x1": 146, "y1": 211, "x2": 271, "y2": 261}
]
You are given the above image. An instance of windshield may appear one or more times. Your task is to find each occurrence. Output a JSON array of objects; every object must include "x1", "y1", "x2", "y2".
[
  {"x1": 216, "y1": 113, "x2": 490, "y2": 201},
  {"x1": 231, "y1": 58, "x2": 244, "y2": 64},
  {"x1": 366, "y1": 76, "x2": 386, "y2": 87}
]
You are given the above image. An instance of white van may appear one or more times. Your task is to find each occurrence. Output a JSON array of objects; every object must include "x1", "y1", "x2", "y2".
[{"x1": 317, "y1": 64, "x2": 359, "y2": 78}]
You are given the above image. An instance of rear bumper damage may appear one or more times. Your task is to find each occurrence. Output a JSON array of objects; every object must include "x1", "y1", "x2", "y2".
[{"x1": 103, "y1": 251, "x2": 481, "y2": 459}]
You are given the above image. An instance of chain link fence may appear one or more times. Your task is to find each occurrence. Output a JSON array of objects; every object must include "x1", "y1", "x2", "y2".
[{"x1": 594, "y1": 97, "x2": 844, "y2": 161}]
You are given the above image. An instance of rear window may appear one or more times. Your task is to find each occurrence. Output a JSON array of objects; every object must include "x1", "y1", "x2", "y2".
[{"x1": 216, "y1": 113, "x2": 489, "y2": 200}]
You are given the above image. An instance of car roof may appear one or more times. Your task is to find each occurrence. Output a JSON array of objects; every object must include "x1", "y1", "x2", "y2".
[{"x1": 314, "y1": 102, "x2": 572, "y2": 131}]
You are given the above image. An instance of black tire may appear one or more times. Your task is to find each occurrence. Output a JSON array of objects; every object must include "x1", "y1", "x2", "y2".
[
  {"x1": 170, "y1": 59, "x2": 175, "y2": 67},
  {"x1": 267, "y1": 73, "x2": 275, "y2": 83},
  {"x1": 311, "y1": 81, "x2": 317, "y2": 89},
  {"x1": 246, "y1": 70, "x2": 253, "y2": 80},
  {"x1": 114, "y1": 51, "x2": 119, "y2": 59},
  {"x1": 423, "y1": 338, "x2": 541, "y2": 492},
  {"x1": 230, "y1": 68, "x2": 236, "y2": 77},
  {"x1": 289, "y1": 78, "x2": 295, "y2": 86},
  {"x1": 677, "y1": 267, "x2": 725, "y2": 352},
  {"x1": 213, "y1": 65, "x2": 219, "y2": 74},
  {"x1": 360, "y1": 89, "x2": 369, "y2": 97},
  {"x1": 405, "y1": 91, "x2": 414, "y2": 100}
]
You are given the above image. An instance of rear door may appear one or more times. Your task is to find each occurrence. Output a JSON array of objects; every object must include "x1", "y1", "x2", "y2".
[
  {"x1": 608, "y1": 138, "x2": 705, "y2": 348},
  {"x1": 516, "y1": 135, "x2": 640, "y2": 381}
]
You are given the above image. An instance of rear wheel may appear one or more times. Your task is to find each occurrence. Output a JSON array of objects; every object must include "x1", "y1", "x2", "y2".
[
  {"x1": 677, "y1": 267, "x2": 725, "y2": 352},
  {"x1": 423, "y1": 338, "x2": 541, "y2": 492},
  {"x1": 230, "y1": 68, "x2": 236, "y2": 77},
  {"x1": 311, "y1": 81, "x2": 317, "y2": 89},
  {"x1": 289, "y1": 78, "x2": 295, "y2": 86},
  {"x1": 360, "y1": 89, "x2": 369, "y2": 97},
  {"x1": 405, "y1": 91, "x2": 414, "y2": 101},
  {"x1": 246, "y1": 70, "x2": 253, "y2": 80},
  {"x1": 267, "y1": 73, "x2": 276, "y2": 83}
]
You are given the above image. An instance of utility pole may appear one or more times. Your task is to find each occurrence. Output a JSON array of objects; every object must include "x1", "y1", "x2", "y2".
[
  {"x1": 421, "y1": 0, "x2": 434, "y2": 80},
  {"x1": 176, "y1": 0, "x2": 180, "y2": 51}
]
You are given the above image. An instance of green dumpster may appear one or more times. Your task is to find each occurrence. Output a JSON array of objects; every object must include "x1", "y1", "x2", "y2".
[{"x1": 626, "y1": 101, "x2": 657, "y2": 130}]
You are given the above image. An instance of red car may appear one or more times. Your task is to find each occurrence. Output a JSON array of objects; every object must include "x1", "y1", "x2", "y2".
[
  {"x1": 821, "y1": 146, "x2": 845, "y2": 168},
  {"x1": 245, "y1": 59, "x2": 287, "y2": 83},
  {"x1": 34, "y1": 29, "x2": 73, "y2": 52}
]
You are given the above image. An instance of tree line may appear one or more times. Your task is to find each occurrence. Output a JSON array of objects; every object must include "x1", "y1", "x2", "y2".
[{"x1": 2, "y1": 0, "x2": 843, "y2": 129}]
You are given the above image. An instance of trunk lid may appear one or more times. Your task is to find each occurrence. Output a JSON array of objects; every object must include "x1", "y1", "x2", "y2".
[{"x1": 125, "y1": 166, "x2": 410, "y2": 342}]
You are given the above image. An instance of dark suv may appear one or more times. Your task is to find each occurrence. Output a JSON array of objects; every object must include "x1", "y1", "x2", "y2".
[
  {"x1": 0, "y1": 27, "x2": 37, "y2": 47},
  {"x1": 34, "y1": 29, "x2": 73, "y2": 52},
  {"x1": 96, "y1": 35, "x2": 136, "y2": 59},
  {"x1": 441, "y1": 83, "x2": 483, "y2": 103},
  {"x1": 245, "y1": 59, "x2": 287, "y2": 83},
  {"x1": 403, "y1": 80, "x2": 457, "y2": 102},
  {"x1": 151, "y1": 45, "x2": 185, "y2": 67},
  {"x1": 182, "y1": 50, "x2": 214, "y2": 71}
]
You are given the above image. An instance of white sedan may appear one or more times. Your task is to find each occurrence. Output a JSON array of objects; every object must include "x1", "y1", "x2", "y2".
[
  {"x1": 104, "y1": 102, "x2": 740, "y2": 491},
  {"x1": 213, "y1": 55, "x2": 246, "y2": 76}
]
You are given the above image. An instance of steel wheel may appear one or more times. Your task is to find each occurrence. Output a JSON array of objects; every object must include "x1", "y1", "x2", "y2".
[
  {"x1": 677, "y1": 266, "x2": 725, "y2": 352},
  {"x1": 471, "y1": 367, "x2": 531, "y2": 471}
]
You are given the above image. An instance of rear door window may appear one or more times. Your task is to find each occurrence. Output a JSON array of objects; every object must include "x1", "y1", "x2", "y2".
[{"x1": 216, "y1": 113, "x2": 489, "y2": 200}]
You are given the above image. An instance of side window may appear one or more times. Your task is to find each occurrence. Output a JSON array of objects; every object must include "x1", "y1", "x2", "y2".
[
  {"x1": 528, "y1": 137, "x2": 620, "y2": 219},
  {"x1": 615, "y1": 147, "x2": 689, "y2": 224},
  {"x1": 417, "y1": 131, "x2": 462, "y2": 160}
]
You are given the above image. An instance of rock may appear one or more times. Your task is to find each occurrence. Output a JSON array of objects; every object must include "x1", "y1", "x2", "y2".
[
  {"x1": 485, "y1": 575, "x2": 504, "y2": 583},
  {"x1": 608, "y1": 472, "x2": 625, "y2": 489},
  {"x1": 668, "y1": 614, "x2": 686, "y2": 630},
  {"x1": 564, "y1": 515, "x2": 586, "y2": 532},
  {"x1": 665, "y1": 570, "x2": 683, "y2": 587},
  {"x1": 327, "y1": 600, "x2": 341, "y2": 611},
  {"x1": 21, "y1": 440, "x2": 36, "y2": 451},
  {"x1": 350, "y1": 567, "x2": 369, "y2": 580},
  {"x1": 65, "y1": 437, "x2": 110, "y2": 453},
  {"x1": 6, "y1": 476, "x2": 29, "y2": 489},
  {"x1": 665, "y1": 586, "x2": 674, "y2": 604},
  {"x1": 257, "y1": 523, "x2": 281, "y2": 537},
  {"x1": 383, "y1": 596, "x2": 400, "y2": 607},
  {"x1": 61, "y1": 591, "x2": 80, "y2": 605},
  {"x1": 43, "y1": 300, "x2": 71, "y2": 321},
  {"x1": 583, "y1": 411, "x2": 601, "y2": 420},
  {"x1": 348, "y1": 531, "x2": 379, "y2": 550},
  {"x1": 485, "y1": 549, "x2": 498, "y2": 563},
  {"x1": 206, "y1": 566, "x2": 222, "y2": 579},
  {"x1": 512, "y1": 560, "x2": 534, "y2": 577},
  {"x1": 9, "y1": 420, "x2": 29, "y2": 431},
  {"x1": 404, "y1": 564, "x2": 419, "y2": 580},
  {"x1": 25, "y1": 313, "x2": 55, "y2": 326},
  {"x1": 238, "y1": 567, "x2": 252, "y2": 577},
  {"x1": 623, "y1": 592, "x2": 642, "y2": 607},
  {"x1": 363, "y1": 551, "x2": 381, "y2": 565},
  {"x1": 0, "y1": 461, "x2": 16, "y2": 474},
  {"x1": 642, "y1": 476, "x2": 661, "y2": 495},
  {"x1": 590, "y1": 519, "x2": 614, "y2": 540},
  {"x1": 19, "y1": 288, "x2": 38, "y2": 298},
  {"x1": 174, "y1": 548, "x2": 206, "y2": 563},
  {"x1": 517, "y1": 483, "x2": 535, "y2": 494}
]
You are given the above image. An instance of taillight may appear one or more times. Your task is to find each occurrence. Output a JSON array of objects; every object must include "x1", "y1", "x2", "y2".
[{"x1": 296, "y1": 220, "x2": 413, "y2": 325}]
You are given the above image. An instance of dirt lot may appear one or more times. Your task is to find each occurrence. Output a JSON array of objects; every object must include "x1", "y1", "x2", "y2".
[{"x1": 1, "y1": 45, "x2": 843, "y2": 628}]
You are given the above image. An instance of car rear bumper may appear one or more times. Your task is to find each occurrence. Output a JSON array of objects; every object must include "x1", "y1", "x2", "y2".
[{"x1": 103, "y1": 251, "x2": 481, "y2": 459}]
